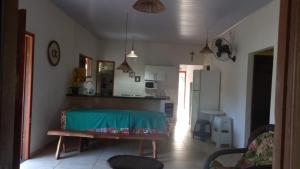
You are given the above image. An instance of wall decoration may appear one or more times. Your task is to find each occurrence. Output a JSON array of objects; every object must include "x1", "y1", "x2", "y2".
[
  {"x1": 47, "y1": 40, "x2": 61, "y2": 66},
  {"x1": 135, "y1": 76, "x2": 141, "y2": 82},
  {"x1": 190, "y1": 51, "x2": 195, "y2": 62},
  {"x1": 129, "y1": 71, "x2": 135, "y2": 78}
]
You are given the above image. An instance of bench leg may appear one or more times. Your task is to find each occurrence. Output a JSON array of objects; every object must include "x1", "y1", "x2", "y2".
[
  {"x1": 62, "y1": 143, "x2": 66, "y2": 153},
  {"x1": 62, "y1": 137, "x2": 66, "y2": 153},
  {"x1": 55, "y1": 136, "x2": 63, "y2": 160},
  {"x1": 152, "y1": 140, "x2": 157, "y2": 159},
  {"x1": 78, "y1": 137, "x2": 83, "y2": 152},
  {"x1": 139, "y1": 140, "x2": 144, "y2": 156}
]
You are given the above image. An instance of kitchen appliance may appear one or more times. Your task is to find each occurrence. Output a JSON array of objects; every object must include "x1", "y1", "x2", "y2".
[
  {"x1": 212, "y1": 116, "x2": 233, "y2": 148},
  {"x1": 190, "y1": 70, "x2": 221, "y2": 131},
  {"x1": 145, "y1": 80, "x2": 158, "y2": 90},
  {"x1": 81, "y1": 78, "x2": 96, "y2": 96}
]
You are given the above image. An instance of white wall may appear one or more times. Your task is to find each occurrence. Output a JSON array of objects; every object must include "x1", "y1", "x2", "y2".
[
  {"x1": 99, "y1": 40, "x2": 202, "y2": 111},
  {"x1": 204, "y1": 0, "x2": 280, "y2": 147},
  {"x1": 19, "y1": 0, "x2": 102, "y2": 153}
]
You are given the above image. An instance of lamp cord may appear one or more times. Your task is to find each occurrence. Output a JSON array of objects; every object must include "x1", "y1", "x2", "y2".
[
  {"x1": 124, "y1": 13, "x2": 128, "y2": 60},
  {"x1": 132, "y1": 38, "x2": 134, "y2": 50},
  {"x1": 206, "y1": 29, "x2": 208, "y2": 44}
]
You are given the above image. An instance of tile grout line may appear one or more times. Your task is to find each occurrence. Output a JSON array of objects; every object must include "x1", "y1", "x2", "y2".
[
  {"x1": 91, "y1": 150, "x2": 107, "y2": 169},
  {"x1": 53, "y1": 158, "x2": 64, "y2": 169}
]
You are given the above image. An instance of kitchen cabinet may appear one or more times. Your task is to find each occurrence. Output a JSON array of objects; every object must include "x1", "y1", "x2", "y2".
[{"x1": 145, "y1": 65, "x2": 175, "y2": 81}]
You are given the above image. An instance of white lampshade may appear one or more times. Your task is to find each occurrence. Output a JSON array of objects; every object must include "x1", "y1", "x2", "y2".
[{"x1": 127, "y1": 50, "x2": 138, "y2": 58}]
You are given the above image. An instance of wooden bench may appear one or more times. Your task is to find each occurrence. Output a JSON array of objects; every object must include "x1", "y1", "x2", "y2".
[{"x1": 47, "y1": 129, "x2": 168, "y2": 159}]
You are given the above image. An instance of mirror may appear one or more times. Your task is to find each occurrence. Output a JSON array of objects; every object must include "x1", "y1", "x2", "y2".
[
  {"x1": 79, "y1": 54, "x2": 93, "y2": 78},
  {"x1": 96, "y1": 60, "x2": 115, "y2": 96}
]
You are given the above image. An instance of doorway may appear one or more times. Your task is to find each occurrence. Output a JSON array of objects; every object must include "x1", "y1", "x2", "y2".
[
  {"x1": 20, "y1": 32, "x2": 34, "y2": 161},
  {"x1": 250, "y1": 49, "x2": 273, "y2": 132},
  {"x1": 177, "y1": 65, "x2": 203, "y2": 126},
  {"x1": 177, "y1": 71, "x2": 187, "y2": 123}
]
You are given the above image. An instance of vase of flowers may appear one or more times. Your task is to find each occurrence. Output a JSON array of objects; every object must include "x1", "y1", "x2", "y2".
[{"x1": 70, "y1": 67, "x2": 86, "y2": 95}]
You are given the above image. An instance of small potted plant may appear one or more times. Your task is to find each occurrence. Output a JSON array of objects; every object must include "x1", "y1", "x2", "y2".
[{"x1": 70, "y1": 67, "x2": 86, "y2": 95}]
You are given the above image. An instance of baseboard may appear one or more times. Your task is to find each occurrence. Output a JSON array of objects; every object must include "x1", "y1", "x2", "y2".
[{"x1": 29, "y1": 139, "x2": 56, "y2": 158}]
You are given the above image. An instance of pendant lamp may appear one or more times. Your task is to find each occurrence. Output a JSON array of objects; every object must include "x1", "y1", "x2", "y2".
[
  {"x1": 133, "y1": 0, "x2": 166, "y2": 13},
  {"x1": 200, "y1": 31, "x2": 213, "y2": 54},
  {"x1": 117, "y1": 13, "x2": 133, "y2": 73},
  {"x1": 127, "y1": 38, "x2": 138, "y2": 58}
]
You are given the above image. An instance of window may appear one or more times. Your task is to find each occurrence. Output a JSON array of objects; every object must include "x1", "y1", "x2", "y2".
[{"x1": 79, "y1": 54, "x2": 93, "y2": 78}]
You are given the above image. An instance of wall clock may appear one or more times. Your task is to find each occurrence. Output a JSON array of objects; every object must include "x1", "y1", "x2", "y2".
[{"x1": 47, "y1": 40, "x2": 61, "y2": 66}]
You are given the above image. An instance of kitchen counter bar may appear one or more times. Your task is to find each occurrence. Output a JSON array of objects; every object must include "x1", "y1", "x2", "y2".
[
  {"x1": 66, "y1": 94, "x2": 169, "y2": 100},
  {"x1": 65, "y1": 94, "x2": 168, "y2": 112}
]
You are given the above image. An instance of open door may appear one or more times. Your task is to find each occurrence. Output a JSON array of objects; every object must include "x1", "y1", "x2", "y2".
[
  {"x1": 20, "y1": 32, "x2": 34, "y2": 161},
  {"x1": 17, "y1": 10, "x2": 34, "y2": 162}
]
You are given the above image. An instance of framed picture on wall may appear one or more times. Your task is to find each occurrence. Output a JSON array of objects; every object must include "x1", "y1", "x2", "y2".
[
  {"x1": 135, "y1": 76, "x2": 141, "y2": 82},
  {"x1": 129, "y1": 71, "x2": 135, "y2": 78}
]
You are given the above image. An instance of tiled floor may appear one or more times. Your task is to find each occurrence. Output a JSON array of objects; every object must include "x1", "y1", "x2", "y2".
[{"x1": 20, "y1": 123, "x2": 241, "y2": 169}]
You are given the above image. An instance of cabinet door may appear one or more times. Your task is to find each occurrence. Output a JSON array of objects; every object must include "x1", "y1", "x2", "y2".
[
  {"x1": 153, "y1": 66, "x2": 167, "y2": 81},
  {"x1": 145, "y1": 70, "x2": 155, "y2": 80},
  {"x1": 155, "y1": 67, "x2": 165, "y2": 81},
  {"x1": 145, "y1": 65, "x2": 175, "y2": 81},
  {"x1": 145, "y1": 66, "x2": 156, "y2": 80}
]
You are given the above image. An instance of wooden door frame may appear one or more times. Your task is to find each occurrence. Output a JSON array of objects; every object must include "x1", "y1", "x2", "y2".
[
  {"x1": 79, "y1": 53, "x2": 93, "y2": 78},
  {"x1": 0, "y1": 0, "x2": 21, "y2": 168},
  {"x1": 274, "y1": 0, "x2": 300, "y2": 168},
  {"x1": 21, "y1": 32, "x2": 34, "y2": 161},
  {"x1": 16, "y1": 8, "x2": 27, "y2": 163}
]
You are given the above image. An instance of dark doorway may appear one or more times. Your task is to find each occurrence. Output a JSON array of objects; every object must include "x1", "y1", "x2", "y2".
[{"x1": 251, "y1": 49, "x2": 274, "y2": 132}]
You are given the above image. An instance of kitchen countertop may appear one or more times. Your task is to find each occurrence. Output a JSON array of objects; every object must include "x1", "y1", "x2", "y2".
[{"x1": 66, "y1": 94, "x2": 170, "y2": 100}]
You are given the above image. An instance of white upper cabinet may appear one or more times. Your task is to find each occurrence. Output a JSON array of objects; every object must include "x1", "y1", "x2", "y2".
[{"x1": 145, "y1": 65, "x2": 175, "y2": 81}]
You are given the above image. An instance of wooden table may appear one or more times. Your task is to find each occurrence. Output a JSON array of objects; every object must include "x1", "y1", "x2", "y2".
[{"x1": 47, "y1": 129, "x2": 168, "y2": 159}]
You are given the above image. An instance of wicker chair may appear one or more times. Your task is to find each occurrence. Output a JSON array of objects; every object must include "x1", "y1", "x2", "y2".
[{"x1": 204, "y1": 124, "x2": 274, "y2": 169}]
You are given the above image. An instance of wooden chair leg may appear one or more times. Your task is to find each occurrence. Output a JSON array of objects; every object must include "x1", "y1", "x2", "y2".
[
  {"x1": 139, "y1": 140, "x2": 144, "y2": 156},
  {"x1": 78, "y1": 137, "x2": 83, "y2": 152},
  {"x1": 152, "y1": 140, "x2": 157, "y2": 159},
  {"x1": 55, "y1": 136, "x2": 63, "y2": 160}
]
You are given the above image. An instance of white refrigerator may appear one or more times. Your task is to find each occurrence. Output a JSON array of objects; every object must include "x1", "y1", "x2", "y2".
[{"x1": 190, "y1": 70, "x2": 221, "y2": 131}]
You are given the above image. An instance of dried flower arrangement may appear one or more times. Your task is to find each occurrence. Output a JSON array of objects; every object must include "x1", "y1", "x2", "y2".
[{"x1": 70, "y1": 67, "x2": 86, "y2": 94}]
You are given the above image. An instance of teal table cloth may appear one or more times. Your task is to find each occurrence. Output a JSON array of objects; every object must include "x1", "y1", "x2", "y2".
[{"x1": 62, "y1": 108, "x2": 168, "y2": 135}]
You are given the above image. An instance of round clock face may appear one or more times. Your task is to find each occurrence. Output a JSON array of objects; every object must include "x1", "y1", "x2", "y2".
[{"x1": 48, "y1": 40, "x2": 60, "y2": 66}]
